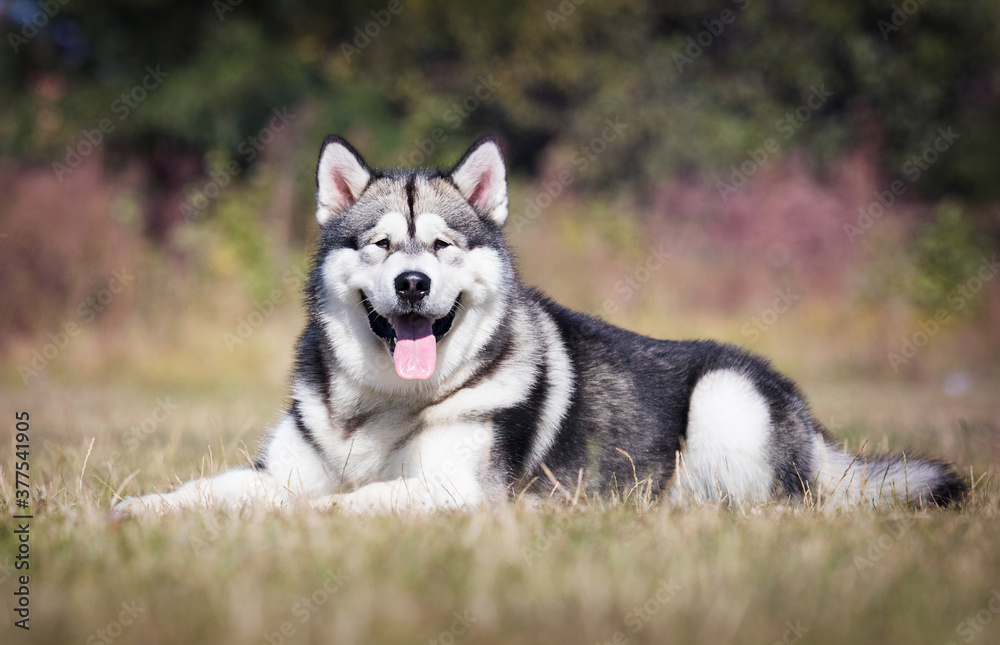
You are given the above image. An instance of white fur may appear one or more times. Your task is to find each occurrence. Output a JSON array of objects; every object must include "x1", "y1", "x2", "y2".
[
  {"x1": 671, "y1": 369, "x2": 774, "y2": 504},
  {"x1": 113, "y1": 404, "x2": 493, "y2": 517},
  {"x1": 371, "y1": 211, "x2": 409, "y2": 242},
  {"x1": 524, "y1": 310, "x2": 574, "y2": 472},
  {"x1": 313, "y1": 422, "x2": 493, "y2": 514},
  {"x1": 291, "y1": 377, "x2": 394, "y2": 487},
  {"x1": 261, "y1": 415, "x2": 337, "y2": 493},
  {"x1": 808, "y1": 435, "x2": 944, "y2": 507},
  {"x1": 413, "y1": 212, "x2": 451, "y2": 247}
]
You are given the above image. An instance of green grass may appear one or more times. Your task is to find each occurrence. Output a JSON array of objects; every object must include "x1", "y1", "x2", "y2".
[{"x1": 1, "y1": 377, "x2": 998, "y2": 645}]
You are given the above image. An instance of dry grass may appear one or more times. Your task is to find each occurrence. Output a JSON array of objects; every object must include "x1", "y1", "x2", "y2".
[{"x1": 1, "y1": 370, "x2": 998, "y2": 645}]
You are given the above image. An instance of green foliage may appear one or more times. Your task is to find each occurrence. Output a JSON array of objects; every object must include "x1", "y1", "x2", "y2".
[
  {"x1": 207, "y1": 170, "x2": 276, "y2": 302},
  {"x1": 3, "y1": 0, "x2": 998, "y2": 202},
  {"x1": 908, "y1": 201, "x2": 990, "y2": 315}
]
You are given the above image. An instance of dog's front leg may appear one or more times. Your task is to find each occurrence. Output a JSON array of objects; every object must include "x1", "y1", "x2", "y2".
[
  {"x1": 111, "y1": 413, "x2": 335, "y2": 518},
  {"x1": 314, "y1": 476, "x2": 474, "y2": 514},
  {"x1": 111, "y1": 467, "x2": 286, "y2": 518},
  {"x1": 314, "y1": 422, "x2": 493, "y2": 514}
]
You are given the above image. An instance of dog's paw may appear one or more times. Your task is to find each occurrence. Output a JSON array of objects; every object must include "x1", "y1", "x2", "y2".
[
  {"x1": 308, "y1": 494, "x2": 343, "y2": 512},
  {"x1": 109, "y1": 494, "x2": 171, "y2": 521},
  {"x1": 308, "y1": 493, "x2": 372, "y2": 515}
]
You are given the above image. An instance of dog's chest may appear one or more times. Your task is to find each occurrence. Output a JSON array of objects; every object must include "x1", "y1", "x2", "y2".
[{"x1": 329, "y1": 399, "x2": 427, "y2": 482}]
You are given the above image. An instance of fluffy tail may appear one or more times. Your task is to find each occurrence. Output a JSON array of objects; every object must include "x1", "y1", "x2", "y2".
[{"x1": 808, "y1": 435, "x2": 966, "y2": 507}]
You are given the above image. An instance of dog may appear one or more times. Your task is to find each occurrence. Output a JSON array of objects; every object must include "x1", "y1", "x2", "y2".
[{"x1": 112, "y1": 135, "x2": 966, "y2": 516}]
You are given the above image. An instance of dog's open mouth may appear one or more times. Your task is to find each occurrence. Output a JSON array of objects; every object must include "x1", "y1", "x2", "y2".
[{"x1": 360, "y1": 292, "x2": 460, "y2": 380}]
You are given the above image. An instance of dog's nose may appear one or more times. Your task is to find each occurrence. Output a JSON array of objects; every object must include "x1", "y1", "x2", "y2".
[{"x1": 394, "y1": 271, "x2": 431, "y2": 303}]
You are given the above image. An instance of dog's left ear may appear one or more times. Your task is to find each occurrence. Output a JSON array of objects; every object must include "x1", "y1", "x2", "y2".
[
  {"x1": 449, "y1": 135, "x2": 508, "y2": 226},
  {"x1": 316, "y1": 135, "x2": 372, "y2": 226}
]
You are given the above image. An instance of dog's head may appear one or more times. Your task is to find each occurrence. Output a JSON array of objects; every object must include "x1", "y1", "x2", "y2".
[{"x1": 309, "y1": 135, "x2": 515, "y2": 388}]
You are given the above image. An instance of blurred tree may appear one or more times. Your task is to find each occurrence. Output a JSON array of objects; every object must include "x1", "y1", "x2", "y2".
[
  {"x1": 908, "y1": 200, "x2": 990, "y2": 316},
  {"x1": 1, "y1": 0, "x2": 998, "y2": 243}
]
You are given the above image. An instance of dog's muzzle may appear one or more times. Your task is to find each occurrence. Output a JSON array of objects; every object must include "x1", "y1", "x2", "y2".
[{"x1": 360, "y1": 292, "x2": 460, "y2": 380}]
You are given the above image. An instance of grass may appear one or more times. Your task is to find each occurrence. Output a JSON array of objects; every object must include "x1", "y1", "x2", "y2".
[{"x1": 1, "y1": 372, "x2": 998, "y2": 645}]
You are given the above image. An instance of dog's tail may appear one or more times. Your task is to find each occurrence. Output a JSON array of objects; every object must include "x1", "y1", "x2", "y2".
[{"x1": 808, "y1": 435, "x2": 966, "y2": 507}]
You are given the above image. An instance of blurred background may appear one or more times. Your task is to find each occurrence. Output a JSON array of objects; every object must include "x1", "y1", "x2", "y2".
[{"x1": 1, "y1": 0, "x2": 998, "y2": 446}]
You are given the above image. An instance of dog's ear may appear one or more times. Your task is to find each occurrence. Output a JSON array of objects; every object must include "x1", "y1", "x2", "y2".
[
  {"x1": 449, "y1": 135, "x2": 508, "y2": 226},
  {"x1": 315, "y1": 135, "x2": 371, "y2": 226}
]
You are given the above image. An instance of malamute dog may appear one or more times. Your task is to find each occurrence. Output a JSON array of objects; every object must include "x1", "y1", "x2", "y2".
[{"x1": 113, "y1": 135, "x2": 965, "y2": 516}]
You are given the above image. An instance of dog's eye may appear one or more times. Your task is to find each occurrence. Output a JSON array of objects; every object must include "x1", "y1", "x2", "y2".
[
  {"x1": 374, "y1": 239, "x2": 390, "y2": 250},
  {"x1": 434, "y1": 239, "x2": 451, "y2": 252}
]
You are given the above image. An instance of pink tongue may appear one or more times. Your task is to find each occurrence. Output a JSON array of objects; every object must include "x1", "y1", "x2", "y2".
[{"x1": 392, "y1": 315, "x2": 437, "y2": 380}]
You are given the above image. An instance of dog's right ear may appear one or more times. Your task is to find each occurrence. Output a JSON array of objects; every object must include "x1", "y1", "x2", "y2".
[
  {"x1": 449, "y1": 135, "x2": 508, "y2": 227},
  {"x1": 315, "y1": 135, "x2": 371, "y2": 226}
]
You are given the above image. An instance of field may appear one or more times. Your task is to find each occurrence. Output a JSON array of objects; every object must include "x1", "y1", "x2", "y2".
[{"x1": 2, "y1": 304, "x2": 998, "y2": 645}]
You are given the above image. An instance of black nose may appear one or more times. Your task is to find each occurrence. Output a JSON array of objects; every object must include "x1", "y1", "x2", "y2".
[{"x1": 394, "y1": 271, "x2": 431, "y2": 303}]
